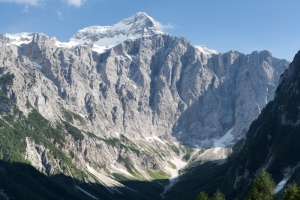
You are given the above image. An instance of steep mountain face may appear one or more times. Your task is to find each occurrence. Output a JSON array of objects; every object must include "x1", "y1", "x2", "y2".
[
  {"x1": 229, "y1": 50, "x2": 300, "y2": 195},
  {"x1": 0, "y1": 12, "x2": 290, "y2": 199},
  {"x1": 165, "y1": 51, "x2": 300, "y2": 200}
]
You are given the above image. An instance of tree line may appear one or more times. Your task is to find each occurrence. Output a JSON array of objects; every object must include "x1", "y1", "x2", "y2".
[{"x1": 196, "y1": 169, "x2": 300, "y2": 200}]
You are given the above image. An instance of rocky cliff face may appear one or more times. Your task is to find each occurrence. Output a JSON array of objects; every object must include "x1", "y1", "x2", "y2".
[
  {"x1": 0, "y1": 12, "x2": 290, "y2": 198},
  {"x1": 4, "y1": 31, "x2": 288, "y2": 146},
  {"x1": 165, "y1": 51, "x2": 300, "y2": 200}
]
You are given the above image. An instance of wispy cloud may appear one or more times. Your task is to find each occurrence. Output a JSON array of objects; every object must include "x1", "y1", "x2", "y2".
[
  {"x1": 155, "y1": 22, "x2": 176, "y2": 31},
  {"x1": 0, "y1": 0, "x2": 40, "y2": 5},
  {"x1": 22, "y1": 5, "x2": 29, "y2": 12},
  {"x1": 160, "y1": 23, "x2": 176, "y2": 30},
  {"x1": 0, "y1": 0, "x2": 87, "y2": 7},
  {"x1": 56, "y1": 9, "x2": 63, "y2": 20},
  {"x1": 64, "y1": 0, "x2": 86, "y2": 7}
]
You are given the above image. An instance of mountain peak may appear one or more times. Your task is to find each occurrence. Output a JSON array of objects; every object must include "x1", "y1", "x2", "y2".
[
  {"x1": 129, "y1": 12, "x2": 154, "y2": 22},
  {"x1": 119, "y1": 12, "x2": 159, "y2": 32},
  {"x1": 56, "y1": 12, "x2": 162, "y2": 53},
  {"x1": 0, "y1": 32, "x2": 34, "y2": 46},
  {"x1": 71, "y1": 12, "x2": 160, "y2": 41},
  {"x1": 134, "y1": 12, "x2": 150, "y2": 17}
]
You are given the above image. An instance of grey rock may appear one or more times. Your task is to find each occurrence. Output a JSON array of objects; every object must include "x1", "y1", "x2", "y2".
[{"x1": 0, "y1": 13, "x2": 290, "y2": 192}]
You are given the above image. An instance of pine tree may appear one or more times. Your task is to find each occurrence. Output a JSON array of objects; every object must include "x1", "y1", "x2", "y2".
[
  {"x1": 196, "y1": 191, "x2": 208, "y2": 200},
  {"x1": 245, "y1": 169, "x2": 275, "y2": 200},
  {"x1": 211, "y1": 189, "x2": 226, "y2": 200},
  {"x1": 282, "y1": 182, "x2": 300, "y2": 200}
]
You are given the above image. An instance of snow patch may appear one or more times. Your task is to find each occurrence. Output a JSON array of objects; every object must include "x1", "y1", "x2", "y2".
[
  {"x1": 195, "y1": 45, "x2": 218, "y2": 55},
  {"x1": 213, "y1": 147, "x2": 222, "y2": 154},
  {"x1": 77, "y1": 186, "x2": 98, "y2": 200},
  {"x1": 197, "y1": 147, "x2": 230, "y2": 164},
  {"x1": 255, "y1": 101, "x2": 261, "y2": 114},
  {"x1": 54, "y1": 12, "x2": 163, "y2": 54},
  {"x1": 86, "y1": 165, "x2": 138, "y2": 194},
  {"x1": 0, "y1": 189, "x2": 9, "y2": 200},
  {"x1": 213, "y1": 127, "x2": 235, "y2": 148},
  {"x1": 86, "y1": 165, "x2": 123, "y2": 194},
  {"x1": 32, "y1": 62, "x2": 42, "y2": 69},
  {"x1": 115, "y1": 132, "x2": 120, "y2": 138},
  {"x1": 192, "y1": 128, "x2": 235, "y2": 163},
  {"x1": 274, "y1": 177, "x2": 290, "y2": 193},
  {"x1": 78, "y1": 113, "x2": 86, "y2": 118},
  {"x1": 131, "y1": 82, "x2": 137, "y2": 90},
  {"x1": 1, "y1": 32, "x2": 33, "y2": 46},
  {"x1": 145, "y1": 136, "x2": 165, "y2": 145},
  {"x1": 165, "y1": 157, "x2": 187, "y2": 177},
  {"x1": 162, "y1": 157, "x2": 188, "y2": 197},
  {"x1": 111, "y1": 164, "x2": 134, "y2": 178},
  {"x1": 274, "y1": 167, "x2": 293, "y2": 193},
  {"x1": 220, "y1": 76, "x2": 226, "y2": 82}
]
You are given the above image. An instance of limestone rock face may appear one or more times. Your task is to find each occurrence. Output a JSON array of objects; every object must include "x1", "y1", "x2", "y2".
[
  {"x1": 173, "y1": 50, "x2": 288, "y2": 147},
  {"x1": 0, "y1": 30, "x2": 289, "y2": 145},
  {"x1": 6, "y1": 33, "x2": 288, "y2": 148},
  {"x1": 0, "y1": 12, "x2": 290, "y2": 196}
]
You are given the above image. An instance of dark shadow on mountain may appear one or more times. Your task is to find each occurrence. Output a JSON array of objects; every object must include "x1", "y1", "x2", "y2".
[
  {"x1": 0, "y1": 160, "x2": 171, "y2": 200},
  {"x1": 0, "y1": 146, "x2": 249, "y2": 200},
  {"x1": 166, "y1": 55, "x2": 300, "y2": 199},
  {"x1": 164, "y1": 139, "x2": 248, "y2": 200},
  {"x1": 0, "y1": 160, "x2": 89, "y2": 200}
]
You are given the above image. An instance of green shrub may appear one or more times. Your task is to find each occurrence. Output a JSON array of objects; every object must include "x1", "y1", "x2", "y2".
[
  {"x1": 63, "y1": 121, "x2": 84, "y2": 141},
  {"x1": 282, "y1": 182, "x2": 300, "y2": 200},
  {"x1": 61, "y1": 109, "x2": 73, "y2": 123},
  {"x1": 196, "y1": 191, "x2": 208, "y2": 200},
  {"x1": 0, "y1": 73, "x2": 15, "y2": 85},
  {"x1": 167, "y1": 143, "x2": 180, "y2": 155},
  {"x1": 167, "y1": 161, "x2": 176, "y2": 169}
]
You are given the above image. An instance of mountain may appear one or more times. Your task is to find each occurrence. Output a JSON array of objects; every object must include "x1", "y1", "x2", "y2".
[
  {"x1": 0, "y1": 12, "x2": 290, "y2": 199},
  {"x1": 165, "y1": 51, "x2": 300, "y2": 200},
  {"x1": 67, "y1": 12, "x2": 162, "y2": 53}
]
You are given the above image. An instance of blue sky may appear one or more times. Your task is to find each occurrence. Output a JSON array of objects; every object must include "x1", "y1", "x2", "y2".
[{"x1": 0, "y1": 0, "x2": 299, "y2": 61}]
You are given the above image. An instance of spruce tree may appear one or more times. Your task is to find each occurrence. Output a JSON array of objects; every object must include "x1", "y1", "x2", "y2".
[
  {"x1": 211, "y1": 189, "x2": 226, "y2": 200},
  {"x1": 282, "y1": 182, "x2": 300, "y2": 200},
  {"x1": 245, "y1": 169, "x2": 275, "y2": 200},
  {"x1": 196, "y1": 191, "x2": 208, "y2": 200}
]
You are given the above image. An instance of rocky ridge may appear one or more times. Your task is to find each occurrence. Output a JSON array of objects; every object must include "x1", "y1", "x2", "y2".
[
  {"x1": 0, "y1": 12, "x2": 290, "y2": 198},
  {"x1": 165, "y1": 50, "x2": 300, "y2": 200}
]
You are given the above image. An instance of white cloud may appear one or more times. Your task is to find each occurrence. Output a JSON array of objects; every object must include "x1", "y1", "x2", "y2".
[
  {"x1": 160, "y1": 23, "x2": 176, "y2": 30},
  {"x1": 154, "y1": 22, "x2": 176, "y2": 31},
  {"x1": 0, "y1": 0, "x2": 40, "y2": 5},
  {"x1": 64, "y1": 0, "x2": 86, "y2": 7},
  {"x1": 0, "y1": 0, "x2": 87, "y2": 7}
]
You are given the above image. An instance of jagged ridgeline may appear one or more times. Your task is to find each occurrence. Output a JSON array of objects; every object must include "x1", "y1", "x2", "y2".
[
  {"x1": 165, "y1": 51, "x2": 300, "y2": 199},
  {"x1": 0, "y1": 12, "x2": 290, "y2": 199}
]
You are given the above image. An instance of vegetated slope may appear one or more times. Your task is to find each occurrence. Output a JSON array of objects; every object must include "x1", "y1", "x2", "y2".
[
  {"x1": 0, "y1": 12, "x2": 290, "y2": 199},
  {"x1": 165, "y1": 50, "x2": 300, "y2": 200},
  {"x1": 0, "y1": 76, "x2": 167, "y2": 200}
]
